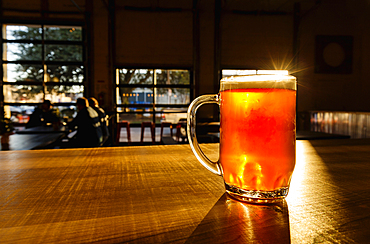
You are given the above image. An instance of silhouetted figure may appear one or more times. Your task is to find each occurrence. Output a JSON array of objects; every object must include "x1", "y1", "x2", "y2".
[
  {"x1": 68, "y1": 97, "x2": 103, "y2": 148},
  {"x1": 26, "y1": 100, "x2": 60, "y2": 128},
  {"x1": 88, "y1": 97, "x2": 110, "y2": 141}
]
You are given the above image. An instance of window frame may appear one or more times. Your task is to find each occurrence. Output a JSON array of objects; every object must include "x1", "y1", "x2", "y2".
[
  {"x1": 1, "y1": 22, "x2": 86, "y2": 125},
  {"x1": 115, "y1": 67, "x2": 193, "y2": 126}
]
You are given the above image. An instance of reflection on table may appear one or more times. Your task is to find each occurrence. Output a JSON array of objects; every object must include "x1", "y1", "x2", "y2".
[{"x1": 0, "y1": 139, "x2": 370, "y2": 243}]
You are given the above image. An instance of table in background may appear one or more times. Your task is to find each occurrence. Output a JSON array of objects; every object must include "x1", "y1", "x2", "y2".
[
  {"x1": 1, "y1": 139, "x2": 370, "y2": 243},
  {"x1": 15, "y1": 125, "x2": 68, "y2": 134},
  {"x1": 0, "y1": 125, "x2": 68, "y2": 150},
  {"x1": 0, "y1": 133, "x2": 66, "y2": 150}
]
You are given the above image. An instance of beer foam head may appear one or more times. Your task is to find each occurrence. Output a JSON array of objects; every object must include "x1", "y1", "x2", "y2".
[{"x1": 220, "y1": 75, "x2": 296, "y2": 91}]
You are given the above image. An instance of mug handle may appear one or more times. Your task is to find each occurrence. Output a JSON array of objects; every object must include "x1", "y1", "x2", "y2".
[{"x1": 187, "y1": 94, "x2": 222, "y2": 176}]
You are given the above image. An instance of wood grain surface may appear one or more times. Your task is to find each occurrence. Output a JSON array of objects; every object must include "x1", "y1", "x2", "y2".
[{"x1": 1, "y1": 140, "x2": 370, "y2": 243}]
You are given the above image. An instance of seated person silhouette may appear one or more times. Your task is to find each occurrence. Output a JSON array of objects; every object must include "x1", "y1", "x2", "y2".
[
  {"x1": 67, "y1": 97, "x2": 103, "y2": 148},
  {"x1": 26, "y1": 100, "x2": 60, "y2": 129},
  {"x1": 88, "y1": 97, "x2": 110, "y2": 141}
]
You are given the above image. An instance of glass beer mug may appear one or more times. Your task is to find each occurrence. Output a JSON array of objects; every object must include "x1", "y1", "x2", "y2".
[{"x1": 187, "y1": 74, "x2": 297, "y2": 204}]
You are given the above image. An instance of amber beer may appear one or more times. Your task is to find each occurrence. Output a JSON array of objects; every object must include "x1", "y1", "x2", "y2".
[{"x1": 187, "y1": 74, "x2": 296, "y2": 203}]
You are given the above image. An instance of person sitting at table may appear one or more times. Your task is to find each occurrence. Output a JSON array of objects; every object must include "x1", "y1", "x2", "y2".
[
  {"x1": 88, "y1": 97, "x2": 110, "y2": 141},
  {"x1": 26, "y1": 100, "x2": 60, "y2": 129},
  {"x1": 67, "y1": 97, "x2": 103, "y2": 148}
]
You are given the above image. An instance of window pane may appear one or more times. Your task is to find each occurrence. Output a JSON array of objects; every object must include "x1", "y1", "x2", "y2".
[
  {"x1": 117, "y1": 107, "x2": 153, "y2": 113},
  {"x1": 117, "y1": 109, "x2": 158, "y2": 125},
  {"x1": 155, "y1": 69, "x2": 190, "y2": 85},
  {"x1": 5, "y1": 104, "x2": 76, "y2": 123},
  {"x1": 117, "y1": 69, "x2": 153, "y2": 85},
  {"x1": 117, "y1": 87, "x2": 154, "y2": 105},
  {"x1": 160, "y1": 109, "x2": 187, "y2": 124},
  {"x1": 57, "y1": 106, "x2": 77, "y2": 120},
  {"x1": 3, "y1": 85, "x2": 44, "y2": 102},
  {"x1": 3, "y1": 64, "x2": 43, "y2": 82},
  {"x1": 46, "y1": 65, "x2": 84, "y2": 83},
  {"x1": 45, "y1": 44, "x2": 83, "y2": 62},
  {"x1": 45, "y1": 85, "x2": 84, "y2": 103},
  {"x1": 3, "y1": 24, "x2": 42, "y2": 40},
  {"x1": 44, "y1": 26, "x2": 82, "y2": 41},
  {"x1": 155, "y1": 88, "x2": 190, "y2": 104},
  {"x1": 118, "y1": 114, "x2": 151, "y2": 125},
  {"x1": 3, "y1": 43, "x2": 42, "y2": 61},
  {"x1": 5, "y1": 105, "x2": 38, "y2": 123}
]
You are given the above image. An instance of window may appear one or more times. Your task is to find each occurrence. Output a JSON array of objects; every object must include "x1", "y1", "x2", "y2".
[
  {"x1": 1, "y1": 24, "x2": 85, "y2": 124},
  {"x1": 115, "y1": 68, "x2": 192, "y2": 125}
]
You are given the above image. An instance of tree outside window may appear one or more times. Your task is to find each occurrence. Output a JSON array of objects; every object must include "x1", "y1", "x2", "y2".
[{"x1": 2, "y1": 24, "x2": 85, "y2": 124}]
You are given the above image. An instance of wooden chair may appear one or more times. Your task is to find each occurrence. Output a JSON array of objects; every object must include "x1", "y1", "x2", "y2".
[
  {"x1": 115, "y1": 121, "x2": 131, "y2": 145},
  {"x1": 140, "y1": 121, "x2": 155, "y2": 144},
  {"x1": 160, "y1": 122, "x2": 173, "y2": 141}
]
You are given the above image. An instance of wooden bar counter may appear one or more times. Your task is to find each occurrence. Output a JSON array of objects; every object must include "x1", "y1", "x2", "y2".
[{"x1": 1, "y1": 139, "x2": 370, "y2": 243}]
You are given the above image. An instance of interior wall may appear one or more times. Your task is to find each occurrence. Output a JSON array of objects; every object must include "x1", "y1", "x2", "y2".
[
  {"x1": 1, "y1": 0, "x2": 85, "y2": 19},
  {"x1": 114, "y1": 9, "x2": 193, "y2": 67},
  {"x1": 194, "y1": 0, "x2": 217, "y2": 120},
  {"x1": 221, "y1": 13, "x2": 294, "y2": 70},
  {"x1": 91, "y1": 0, "x2": 112, "y2": 110},
  {"x1": 197, "y1": 0, "x2": 216, "y2": 96},
  {"x1": 297, "y1": 0, "x2": 370, "y2": 114}
]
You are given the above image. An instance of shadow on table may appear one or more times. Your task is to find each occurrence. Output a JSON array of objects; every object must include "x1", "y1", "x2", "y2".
[{"x1": 185, "y1": 193, "x2": 291, "y2": 243}]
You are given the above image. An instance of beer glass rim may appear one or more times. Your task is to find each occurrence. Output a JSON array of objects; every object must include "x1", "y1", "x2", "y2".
[
  {"x1": 220, "y1": 74, "x2": 296, "y2": 91},
  {"x1": 221, "y1": 74, "x2": 296, "y2": 82}
]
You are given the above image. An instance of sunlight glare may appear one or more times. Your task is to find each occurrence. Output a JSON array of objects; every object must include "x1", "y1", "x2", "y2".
[{"x1": 257, "y1": 70, "x2": 289, "y2": 75}]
